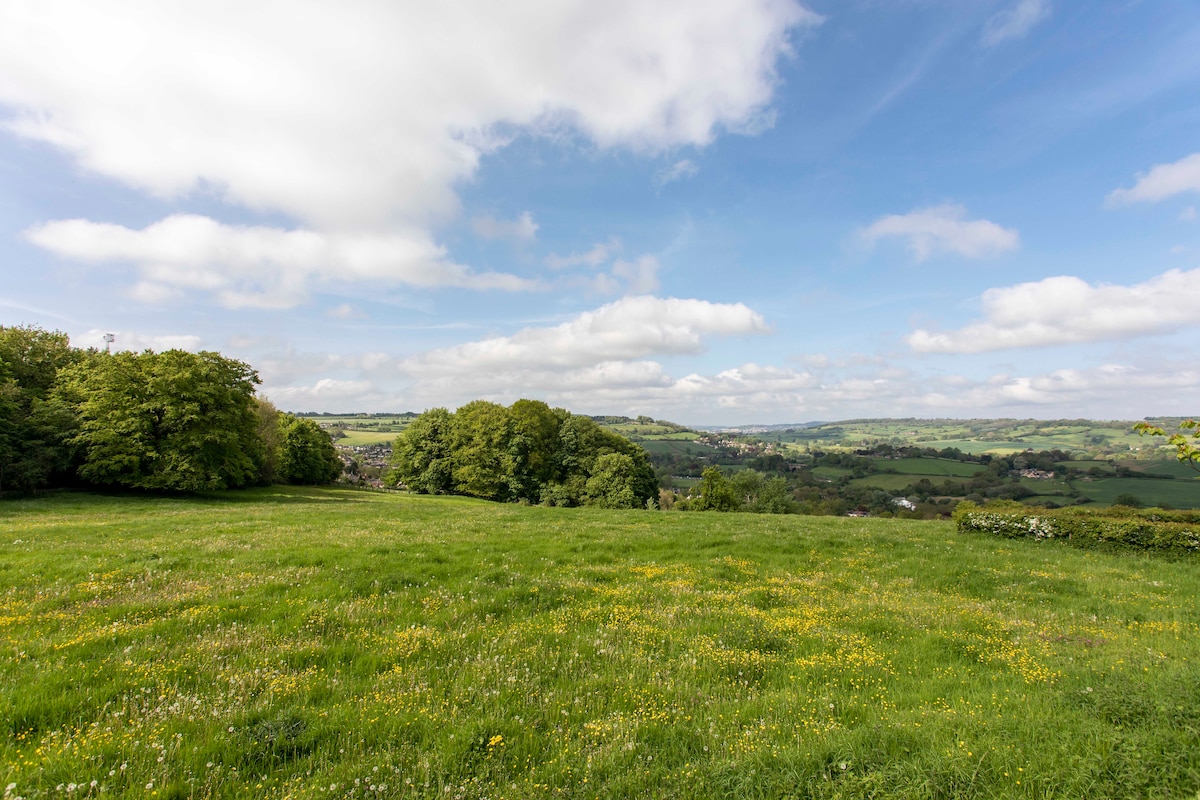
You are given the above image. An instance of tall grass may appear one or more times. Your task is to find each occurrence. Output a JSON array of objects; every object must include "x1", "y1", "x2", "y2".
[{"x1": 2, "y1": 487, "x2": 1198, "y2": 798}]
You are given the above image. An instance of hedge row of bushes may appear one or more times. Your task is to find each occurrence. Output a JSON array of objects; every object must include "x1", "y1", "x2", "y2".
[{"x1": 953, "y1": 501, "x2": 1200, "y2": 556}]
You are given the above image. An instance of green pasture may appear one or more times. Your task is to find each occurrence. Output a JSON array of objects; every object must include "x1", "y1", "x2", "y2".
[
  {"x1": 1063, "y1": 460, "x2": 1116, "y2": 472},
  {"x1": 1124, "y1": 459, "x2": 1200, "y2": 479},
  {"x1": 337, "y1": 430, "x2": 399, "y2": 447},
  {"x1": 847, "y1": 474, "x2": 915, "y2": 491},
  {"x1": 2, "y1": 489, "x2": 1199, "y2": 799},
  {"x1": 759, "y1": 419, "x2": 1149, "y2": 459},
  {"x1": 809, "y1": 466, "x2": 850, "y2": 480},
  {"x1": 919, "y1": 440, "x2": 1030, "y2": 455},
  {"x1": 639, "y1": 440, "x2": 715, "y2": 457},
  {"x1": 1074, "y1": 476, "x2": 1200, "y2": 509},
  {"x1": 877, "y1": 457, "x2": 983, "y2": 477}
]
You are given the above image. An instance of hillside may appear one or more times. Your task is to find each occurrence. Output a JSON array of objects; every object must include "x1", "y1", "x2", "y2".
[
  {"x1": 312, "y1": 414, "x2": 1200, "y2": 510},
  {"x1": 2, "y1": 488, "x2": 1198, "y2": 798}
]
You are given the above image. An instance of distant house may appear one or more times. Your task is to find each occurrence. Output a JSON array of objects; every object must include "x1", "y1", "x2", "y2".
[{"x1": 892, "y1": 497, "x2": 917, "y2": 511}]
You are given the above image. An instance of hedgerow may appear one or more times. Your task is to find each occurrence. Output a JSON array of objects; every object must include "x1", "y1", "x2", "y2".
[{"x1": 953, "y1": 501, "x2": 1200, "y2": 555}]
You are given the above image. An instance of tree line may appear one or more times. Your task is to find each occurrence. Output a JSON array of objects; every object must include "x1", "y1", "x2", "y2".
[
  {"x1": 388, "y1": 399, "x2": 658, "y2": 508},
  {"x1": 0, "y1": 325, "x2": 341, "y2": 493}
]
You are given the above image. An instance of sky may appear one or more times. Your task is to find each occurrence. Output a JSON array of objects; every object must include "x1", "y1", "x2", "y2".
[{"x1": 2, "y1": 0, "x2": 1199, "y2": 425}]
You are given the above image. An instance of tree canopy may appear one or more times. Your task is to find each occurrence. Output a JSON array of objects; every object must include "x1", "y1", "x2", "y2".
[
  {"x1": 0, "y1": 325, "x2": 343, "y2": 493},
  {"x1": 389, "y1": 400, "x2": 657, "y2": 508}
]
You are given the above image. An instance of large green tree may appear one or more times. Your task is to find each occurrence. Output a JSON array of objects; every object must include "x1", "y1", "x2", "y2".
[
  {"x1": 693, "y1": 466, "x2": 739, "y2": 511},
  {"x1": 389, "y1": 399, "x2": 658, "y2": 508},
  {"x1": 390, "y1": 407, "x2": 455, "y2": 493},
  {"x1": 0, "y1": 325, "x2": 84, "y2": 492},
  {"x1": 507, "y1": 399, "x2": 562, "y2": 502},
  {"x1": 61, "y1": 349, "x2": 263, "y2": 491},
  {"x1": 277, "y1": 414, "x2": 343, "y2": 484},
  {"x1": 450, "y1": 400, "x2": 514, "y2": 500}
]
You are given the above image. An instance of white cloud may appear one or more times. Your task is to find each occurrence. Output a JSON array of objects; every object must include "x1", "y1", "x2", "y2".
[
  {"x1": 471, "y1": 212, "x2": 538, "y2": 242},
  {"x1": 26, "y1": 214, "x2": 535, "y2": 309},
  {"x1": 261, "y1": 378, "x2": 382, "y2": 411},
  {"x1": 611, "y1": 256, "x2": 662, "y2": 294},
  {"x1": 981, "y1": 0, "x2": 1050, "y2": 46},
  {"x1": 1108, "y1": 153, "x2": 1200, "y2": 206},
  {"x1": 328, "y1": 303, "x2": 366, "y2": 320},
  {"x1": 0, "y1": 1, "x2": 816, "y2": 231},
  {"x1": 907, "y1": 268, "x2": 1200, "y2": 353},
  {"x1": 654, "y1": 158, "x2": 699, "y2": 187},
  {"x1": 402, "y1": 295, "x2": 769, "y2": 376},
  {"x1": 861, "y1": 204, "x2": 1019, "y2": 260},
  {"x1": 546, "y1": 239, "x2": 622, "y2": 270}
]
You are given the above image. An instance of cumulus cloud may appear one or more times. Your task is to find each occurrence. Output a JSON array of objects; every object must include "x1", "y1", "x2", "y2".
[
  {"x1": 26, "y1": 214, "x2": 535, "y2": 309},
  {"x1": 907, "y1": 268, "x2": 1200, "y2": 353},
  {"x1": 981, "y1": 0, "x2": 1050, "y2": 46},
  {"x1": 654, "y1": 158, "x2": 700, "y2": 187},
  {"x1": 0, "y1": 1, "x2": 816, "y2": 230},
  {"x1": 471, "y1": 212, "x2": 538, "y2": 242},
  {"x1": 861, "y1": 205, "x2": 1019, "y2": 261},
  {"x1": 1107, "y1": 152, "x2": 1200, "y2": 206},
  {"x1": 260, "y1": 378, "x2": 382, "y2": 411},
  {"x1": 402, "y1": 296, "x2": 769, "y2": 376}
]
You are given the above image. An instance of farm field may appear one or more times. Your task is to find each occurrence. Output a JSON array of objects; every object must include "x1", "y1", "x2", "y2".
[
  {"x1": 1074, "y1": 477, "x2": 1200, "y2": 509},
  {"x1": 2, "y1": 490, "x2": 1199, "y2": 799},
  {"x1": 754, "y1": 419, "x2": 1148, "y2": 457},
  {"x1": 336, "y1": 430, "x2": 401, "y2": 447},
  {"x1": 878, "y1": 458, "x2": 983, "y2": 477}
]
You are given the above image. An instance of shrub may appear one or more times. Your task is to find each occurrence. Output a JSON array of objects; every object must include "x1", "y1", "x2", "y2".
[{"x1": 953, "y1": 501, "x2": 1200, "y2": 556}]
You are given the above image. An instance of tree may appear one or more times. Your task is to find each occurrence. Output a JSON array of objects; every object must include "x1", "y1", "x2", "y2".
[
  {"x1": 450, "y1": 400, "x2": 514, "y2": 500},
  {"x1": 693, "y1": 466, "x2": 738, "y2": 511},
  {"x1": 751, "y1": 476, "x2": 797, "y2": 514},
  {"x1": 507, "y1": 399, "x2": 561, "y2": 502},
  {"x1": 61, "y1": 349, "x2": 262, "y2": 492},
  {"x1": 1111, "y1": 493, "x2": 1144, "y2": 508},
  {"x1": 277, "y1": 414, "x2": 343, "y2": 484},
  {"x1": 0, "y1": 325, "x2": 84, "y2": 492},
  {"x1": 1134, "y1": 420, "x2": 1200, "y2": 472},
  {"x1": 253, "y1": 398, "x2": 284, "y2": 485},
  {"x1": 584, "y1": 452, "x2": 639, "y2": 509},
  {"x1": 389, "y1": 407, "x2": 455, "y2": 493}
]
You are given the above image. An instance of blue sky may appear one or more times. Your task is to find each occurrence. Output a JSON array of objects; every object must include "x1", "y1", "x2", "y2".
[{"x1": 2, "y1": 0, "x2": 1199, "y2": 424}]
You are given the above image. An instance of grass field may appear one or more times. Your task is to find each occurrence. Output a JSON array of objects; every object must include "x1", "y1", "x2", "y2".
[
  {"x1": 3, "y1": 489, "x2": 1199, "y2": 799},
  {"x1": 878, "y1": 458, "x2": 983, "y2": 478},
  {"x1": 337, "y1": 430, "x2": 400, "y2": 447},
  {"x1": 638, "y1": 440, "x2": 714, "y2": 458},
  {"x1": 1074, "y1": 477, "x2": 1200, "y2": 509}
]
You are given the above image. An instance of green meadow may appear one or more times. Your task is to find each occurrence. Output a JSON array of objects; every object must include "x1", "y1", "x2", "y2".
[{"x1": 2, "y1": 489, "x2": 1199, "y2": 799}]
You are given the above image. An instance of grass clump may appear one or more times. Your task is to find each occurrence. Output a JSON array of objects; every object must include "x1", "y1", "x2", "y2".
[{"x1": 2, "y1": 487, "x2": 1199, "y2": 798}]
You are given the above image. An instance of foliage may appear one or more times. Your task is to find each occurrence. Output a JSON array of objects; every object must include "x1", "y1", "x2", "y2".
[
  {"x1": 4, "y1": 488, "x2": 1200, "y2": 798},
  {"x1": 389, "y1": 406, "x2": 455, "y2": 494},
  {"x1": 59, "y1": 349, "x2": 263, "y2": 491},
  {"x1": 390, "y1": 399, "x2": 657, "y2": 508},
  {"x1": 276, "y1": 414, "x2": 343, "y2": 484},
  {"x1": 953, "y1": 501, "x2": 1200, "y2": 555},
  {"x1": 1134, "y1": 419, "x2": 1200, "y2": 471},
  {"x1": 583, "y1": 452, "x2": 639, "y2": 508},
  {"x1": 0, "y1": 325, "x2": 84, "y2": 491},
  {"x1": 692, "y1": 466, "x2": 739, "y2": 511}
]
